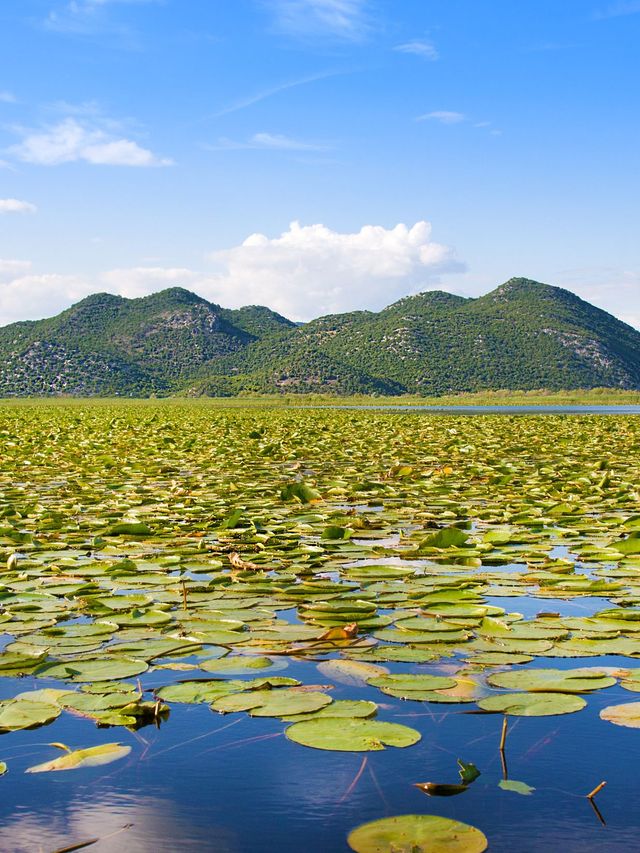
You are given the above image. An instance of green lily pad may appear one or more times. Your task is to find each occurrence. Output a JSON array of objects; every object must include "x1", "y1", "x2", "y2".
[
  {"x1": 477, "y1": 692, "x2": 586, "y2": 716},
  {"x1": 106, "y1": 521, "x2": 154, "y2": 536},
  {"x1": 347, "y1": 814, "x2": 488, "y2": 852},
  {"x1": 0, "y1": 700, "x2": 61, "y2": 731},
  {"x1": 499, "y1": 779, "x2": 535, "y2": 795},
  {"x1": 212, "y1": 688, "x2": 331, "y2": 717},
  {"x1": 35, "y1": 657, "x2": 148, "y2": 682},
  {"x1": 0, "y1": 650, "x2": 47, "y2": 675},
  {"x1": 282, "y1": 699, "x2": 378, "y2": 722},
  {"x1": 487, "y1": 668, "x2": 616, "y2": 693},
  {"x1": 465, "y1": 652, "x2": 533, "y2": 666},
  {"x1": 285, "y1": 717, "x2": 421, "y2": 751},
  {"x1": 200, "y1": 656, "x2": 275, "y2": 674},
  {"x1": 367, "y1": 673, "x2": 457, "y2": 698}
]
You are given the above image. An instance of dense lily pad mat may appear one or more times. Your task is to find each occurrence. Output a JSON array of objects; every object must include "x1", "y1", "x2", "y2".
[{"x1": 3, "y1": 401, "x2": 640, "y2": 848}]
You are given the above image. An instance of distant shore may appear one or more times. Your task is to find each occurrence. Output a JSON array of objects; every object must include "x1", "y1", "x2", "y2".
[{"x1": 2, "y1": 388, "x2": 640, "y2": 407}]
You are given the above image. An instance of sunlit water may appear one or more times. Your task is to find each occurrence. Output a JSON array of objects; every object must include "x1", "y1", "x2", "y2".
[{"x1": 1, "y1": 594, "x2": 638, "y2": 851}]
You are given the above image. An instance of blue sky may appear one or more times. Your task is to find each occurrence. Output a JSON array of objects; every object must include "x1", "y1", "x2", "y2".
[{"x1": 0, "y1": 0, "x2": 638, "y2": 325}]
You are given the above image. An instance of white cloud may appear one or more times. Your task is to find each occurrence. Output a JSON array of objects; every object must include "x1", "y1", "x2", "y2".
[
  {"x1": 0, "y1": 259, "x2": 32, "y2": 281},
  {"x1": 0, "y1": 198, "x2": 37, "y2": 214},
  {"x1": 211, "y1": 132, "x2": 329, "y2": 152},
  {"x1": 418, "y1": 111, "x2": 466, "y2": 124},
  {"x1": 593, "y1": 1, "x2": 640, "y2": 19},
  {"x1": 3, "y1": 246, "x2": 639, "y2": 333},
  {"x1": 0, "y1": 90, "x2": 16, "y2": 103},
  {"x1": 265, "y1": 0, "x2": 370, "y2": 41},
  {"x1": 0, "y1": 272, "x2": 94, "y2": 326},
  {"x1": 0, "y1": 221, "x2": 463, "y2": 326},
  {"x1": 394, "y1": 40, "x2": 439, "y2": 61},
  {"x1": 8, "y1": 118, "x2": 172, "y2": 167},
  {"x1": 100, "y1": 266, "x2": 199, "y2": 298},
  {"x1": 202, "y1": 220, "x2": 464, "y2": 320}
]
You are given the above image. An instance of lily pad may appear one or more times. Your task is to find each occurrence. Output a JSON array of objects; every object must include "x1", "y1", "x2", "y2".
[
  {"x1": 487, "y1": 668, "x2": 616, "y2": 693},
  {"x1": 0, "y1": 700, "x2": 61, "y2": 731},
  {"x1": 347, "y1": 814, "x2": 488, "y2": 853},
  {"x1": 477, "y1": 693, "x2": 586, "y2": 716},
  {"x1": 316, "y1": 659, "x2": 388, "y2": 687},
  {"x1": 600, "y1": 701, "x2": 640, "y2": 728},
  {"x1": 285, "y1": 717, "x2": 421, "y2": 751},
  {"x1": 282, "y1": 699, "x2": 378, "y2": 722},
  {"x1": 367, "y1": 673, "x2": 457, "y2": 699},
  {"x1": 35, "y1": 657, "x2": 148, "y2": 682},
  {"x1": 212, "y1": 688, "x2": 332, "y2": 718},
  {"x1": 26, "y1": 742, "x2": 131, "y2": 772},
  {"x1": 499, "y1": 779, "x2": 535, "y2": 795}
]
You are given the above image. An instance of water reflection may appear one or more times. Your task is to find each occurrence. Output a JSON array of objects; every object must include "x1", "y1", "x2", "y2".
[{"x1": 2, "y1": 792, "x2": 237, "y2": 852}]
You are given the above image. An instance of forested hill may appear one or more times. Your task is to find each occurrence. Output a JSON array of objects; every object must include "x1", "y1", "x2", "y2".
[{"x1": 1, "y1": 278, "x2": 639, "y2": 396}]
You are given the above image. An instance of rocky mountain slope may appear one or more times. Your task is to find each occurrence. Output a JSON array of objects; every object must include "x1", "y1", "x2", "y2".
[{"x1": 1, "y1": 278, "x2": 639, "y2": 396}]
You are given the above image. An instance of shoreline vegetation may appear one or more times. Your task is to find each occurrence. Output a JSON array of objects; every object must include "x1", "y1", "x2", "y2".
[{"x1": 1, "y1": 388, "x2": 640, "y2": 408}]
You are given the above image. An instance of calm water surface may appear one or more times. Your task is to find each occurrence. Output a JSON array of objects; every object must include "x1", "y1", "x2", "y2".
[
  {"x1": 325, "y1": 405, "x2": 640, "y2": 415},
  {"x1": 1, "y1": 408, "x2": 638, "y2": 852}
]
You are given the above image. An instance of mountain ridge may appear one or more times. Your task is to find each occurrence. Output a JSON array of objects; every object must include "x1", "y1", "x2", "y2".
[{"x1": 1, "y1": 278, "x2": 639, "y2": 397}]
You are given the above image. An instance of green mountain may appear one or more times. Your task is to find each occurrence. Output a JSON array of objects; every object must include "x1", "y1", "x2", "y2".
[
  {"x1": 0, "y1": 288, "x2": 294, "y2": 396},
  {"x1": 1, "y1": 278, "x2": 639, "y2": 396}
]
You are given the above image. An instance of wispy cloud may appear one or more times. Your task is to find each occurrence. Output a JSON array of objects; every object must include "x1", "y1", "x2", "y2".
[
  {"x1": 418, "y1": 110, "x2": 466, "y2": 125},
  {"x1": 528, "y1": 41, "x2": 576, "y2": 51},
  {"x1": 0, "y1": 259, "x2": 32, "y2": 280},
  {"x1": 209, "y1": 132, "x2": 330, "y2": 152},
  {"x1": 394, "y1": 40, "x2": 439, "y2": 61},
  {"x1": 592, "y1": 0, "x2": 640, "y2": 18},
  {"x1": 8, "y1": 117, "x2": 172, "y2": 167},
  {"x1": 0, "y1": 199, "x2": 37, "y2": 215},
  {"x1": 264, "y1": 0, "x2": 370, "y2": 41},
  {"x1": 417, "y1": 111, "x2": 502, "y2": 135},
  {"x1": 0, "y1": 91, "x2": 16, "y2": 104},
  {"x1": 212, "y1": 70, "x2": 343, "y2": 118},
  {"x1": 43, "y1": 0, "x2": 160, "y2": 44}
]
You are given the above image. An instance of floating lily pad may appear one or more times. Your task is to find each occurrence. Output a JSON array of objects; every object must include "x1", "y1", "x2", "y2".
[
  {"x1": 465, "y1": 653, "x2": 533, "y2": 666},
  {"x1": 347, "y1": 814, "x2": 488, "y2": 853},
  {"x1": 200, "y1": 656, "x2": 275, "y2": 674},
  {"x1": 600, "y1": 702, "x2": 640, "y2": 728},
  {"x1": 477, "y1": 692, "x2": 586, "y2": 716},
  {"x1": 36, "y1": 657, "x2": 148, "y2": 683},
  {"x1": 316, "y1": 659, "x2": 388, "y2": 686},
  {"x1": 212, "y1": 688, "x2": 331, "y2": 717},
  {"x1": 26, "y1": 742, "x2": 131, "y2": 772},
  {"x1": 285, "y1": 718, "x2": 421, "y2": 751},
  {"x1": 367, "y1": 673, "x2": 457, "y2": 699},
  {"x1": 0, "y1": 700, "x2": 61, "y2": 731},
  {"x1": 282, "y1": 699, "x2": 378, "y2": 722},
  {"x1": 487, "y1": 668, "x2": 616, "y2": 693},
  {"x1": 499, "y1": 779, "x2": 535, "y2": 795}
]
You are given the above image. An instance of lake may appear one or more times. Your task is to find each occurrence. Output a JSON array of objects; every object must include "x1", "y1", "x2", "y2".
[{"x1": 0, "y1": 402, "x2": 638, "y2": 852}]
